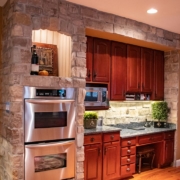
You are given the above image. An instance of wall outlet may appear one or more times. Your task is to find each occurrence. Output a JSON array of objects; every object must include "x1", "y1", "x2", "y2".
[
  {"x1": 6, "y1": 102, "x2": 10, "y2": 113},
  {"x1": 176, "y1": 159, "x2": 180, "y2": 167}
]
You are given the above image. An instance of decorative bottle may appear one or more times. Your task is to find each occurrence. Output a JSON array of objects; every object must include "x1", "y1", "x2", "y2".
[{"x1": 30, "y1": 45, "x2": 39, "y2": 75}]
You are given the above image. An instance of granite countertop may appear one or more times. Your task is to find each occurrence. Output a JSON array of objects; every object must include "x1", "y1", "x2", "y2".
[
  {"x1": 84, "y1": 125, "x2": 122, "y2": 135},
  {"x1": 84, "y1": 124, "x2": 176, "y2": 138}
]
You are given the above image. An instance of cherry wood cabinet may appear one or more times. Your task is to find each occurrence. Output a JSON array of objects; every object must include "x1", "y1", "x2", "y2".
[
  {"x1": 86, "y1": 36, "x2": 93, "y2": 82},
  {"x1": 127, "y1": 45, "x2": 141, "y2": 92},
  {"x1": 103, "y1": 141, "x2": 120, "y2": 180},
  {"x1": 86, "y1": 36, "x2": 111, "y2": 82},
  {"x1": 84, "y1": 144, "x2": 102, "y2": 180},
  {"x1": 152, "y1": 50, "x2": 164, "y2": 100},
  {"x1": 141, "y1": 48, "x2": 154, "y2": 93},
  {"x1": 111, "y1": 41, "x2": 127, "y2": 100},
  {"x1": 84, "y1": 132, "x2": 120, "y2": 180}
]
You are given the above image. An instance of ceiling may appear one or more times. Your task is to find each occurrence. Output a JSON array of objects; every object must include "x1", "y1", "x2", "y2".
[
  {"x1": 67, "y1": 0, "x2": 180, "y2": 34},
  {"x1": 1, "y1": 0, "x2": 180, "y2": 34}
]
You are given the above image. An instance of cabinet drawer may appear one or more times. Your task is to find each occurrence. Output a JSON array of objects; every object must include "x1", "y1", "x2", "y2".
[
  {"x1": 121, "y1": 137, "x2": 136, "y2": 147},
  {"x1": 164, "y1": 131, "x2": 174, "y2": 140},
  {"x1": 121, "y1": 146, "x2": 136, "y2": 156},
  {"x1": 103, "y1": 132, "x2": 120, "y2": 142},
  {"x1": 121, "y1": 155, "x2": 136, "y2": 165},
  {"x1": 84, "y1": 134, "x2": 102, "y2": 145},
  {"x1": 121, "y1": 163, "x2": 135, "y2": 176},
  {"x1": 138, "y1": 133, "x2": 163, "y2": 145}
]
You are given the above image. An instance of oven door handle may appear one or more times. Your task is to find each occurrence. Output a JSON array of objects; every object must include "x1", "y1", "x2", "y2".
[
  {"x1": 25, "y1": 140, "x2": 74, "y2": 148},
  {"x1": 25, "y1": 99, "x2": 74, "y2": 104}
]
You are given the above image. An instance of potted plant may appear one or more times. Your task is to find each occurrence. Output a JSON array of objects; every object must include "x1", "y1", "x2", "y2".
[
  {"x1": 151, "y1": 101, "x2": 169, "y2": 128},
  {"x1": 84, "y1": 112, "x2": 98, "y2": 129}
]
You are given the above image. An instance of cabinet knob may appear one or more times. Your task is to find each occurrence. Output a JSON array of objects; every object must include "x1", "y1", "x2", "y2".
[
  {"x1": 126, "y1": 168, "x2": 130, "y2": 171},
  {"x1": 90, "y1": 137, "x2": 94, "y2": 142},
  {"x1": 127, "y1": 159, "x2": 130, "y2": 162},
  {"x1": 110, "y1": 135, "x2": 114, "y2": 140},
  {"x1": 127, "y1": 141, "x2": 131, "y2": 145},
  {"x1": 127, "y1": 149, "x2": 131, "y2": 153}
]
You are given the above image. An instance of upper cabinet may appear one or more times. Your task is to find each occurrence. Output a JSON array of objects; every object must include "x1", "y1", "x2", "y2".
[
  {"x1": 127, "y1": 45, "x2": 141, "y2": 92},
  {"x1": 127, "y1": 45, "x2": 154, "y2": 93},
  {"x1": 111, "y1": 42, "x2": 127, "y2": 100},
  {"x1": 152, "y1": 50, "x2": 164, "y2": 100},
  {"x1": 86, "y1": 36, "x2": 164, "y2": 101},
  {"x1": 86, "y1": 36, "x2": 110, "y2": 82}
]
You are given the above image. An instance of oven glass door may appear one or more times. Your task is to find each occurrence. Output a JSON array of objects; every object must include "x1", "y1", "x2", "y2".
[
  {"x1": 24, "y1": 99, "x2": 75, "y2": 143},
  {"x1": 25, "y1": 140, "x2": 75, "y2": 180}
]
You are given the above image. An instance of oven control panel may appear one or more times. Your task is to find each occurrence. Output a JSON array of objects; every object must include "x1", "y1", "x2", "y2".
[{"x1": 36, "y1": 89, "x2": 66, "y2": 97}]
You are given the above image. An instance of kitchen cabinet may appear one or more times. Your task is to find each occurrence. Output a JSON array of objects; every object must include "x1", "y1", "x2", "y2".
[
  {"x1": 120, "y1": 137, "x2": 136, "y2": 178},
  {"x1": 86, "y1": 36, "x2": 111, "y2": 82},
  {"x1": 127, "y1": 45, "x2": 154, "y2": 93},
  {"x1": 160, "y1": 131, "x2": 174, "y2": 166},
  {"x1": 127, "y1": 45, "x2": 141, "y2": 92},
  {"x1": 141, "y1": 47, "x2": 154, "y2": 93},
  {"x1": 84, "y1": 134, "x2": 102, "y2": 180},
  {"x1": 152, "y1": 50, "x2": 164, "y2": 100},
  {"x1": 84, "y1": 131, "x2": 120, "y2": 180},
  {"x1": 111, "y1": 41, "x2": 127, "y2": 100}
]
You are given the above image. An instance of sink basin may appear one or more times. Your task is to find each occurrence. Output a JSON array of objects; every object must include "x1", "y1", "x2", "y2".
[{"x1": 127, "y1": 127, "x2": 145, "y2": 130}]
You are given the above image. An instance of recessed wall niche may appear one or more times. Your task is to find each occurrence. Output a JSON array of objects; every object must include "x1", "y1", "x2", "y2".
[{"x1": 32, "y1": 29, "x2": 72, "y2": 77}]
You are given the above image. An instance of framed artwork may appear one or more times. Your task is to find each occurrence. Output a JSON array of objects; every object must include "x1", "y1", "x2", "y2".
[{"x1": 32, "y1": 42, "x2": 58, "y2": 76}]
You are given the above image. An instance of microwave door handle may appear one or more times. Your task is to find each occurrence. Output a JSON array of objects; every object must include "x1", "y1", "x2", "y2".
[{"x1": 25, "y1": 99, "x2": 74, "y2": 104}]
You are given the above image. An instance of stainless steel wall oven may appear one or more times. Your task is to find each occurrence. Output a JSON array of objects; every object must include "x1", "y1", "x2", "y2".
[{"x1": 24, "y1": 86, "x2": 76, "y2": 180}]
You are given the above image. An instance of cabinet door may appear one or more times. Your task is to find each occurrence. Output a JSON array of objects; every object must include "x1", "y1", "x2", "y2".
[
  {"x1": 84, "y1": 144, "x2": 102, "y2": 180},
  {"x1": 103, "y1": 141, "x2": 120, "y2": 180},
  {"x1": 86, "y1": 36, "x2": 93, "y2": 82},
  {"x1": 127, "y1": 45, "x2": 141, "y2": 92},
  {"x1": 93, "y1": 38, "x2": 111, "y2": 82},
  {"x1": 152, "y1": 50, "x2": 164, "y2": 100},
  {"x1": 111, "y1": 42, "x2": 127, "y2": 100},
  {"x1": 163, "y1": 140, "x2": 174, "y2": 165},
  {"x1": 141, "y1": 47, "x2": 154, "y2": 93}
]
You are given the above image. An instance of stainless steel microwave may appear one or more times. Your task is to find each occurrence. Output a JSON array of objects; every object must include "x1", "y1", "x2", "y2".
[{"x1": 84, "y1": 87, "x2": 108, "y2": 107}]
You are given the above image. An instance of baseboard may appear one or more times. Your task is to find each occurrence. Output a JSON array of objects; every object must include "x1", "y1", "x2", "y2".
[{"x1": 176, "y1": 159, "x2": 180, "y2": 167}]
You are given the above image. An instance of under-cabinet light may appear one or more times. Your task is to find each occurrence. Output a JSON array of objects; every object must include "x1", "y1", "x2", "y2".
[{"x1": 147, "y1": 8, "x2": 158, "y2": 14}]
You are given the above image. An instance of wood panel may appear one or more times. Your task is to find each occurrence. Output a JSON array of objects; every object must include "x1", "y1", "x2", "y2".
[
  {"x1": 0, "y1": 7, "x2": 2, "y2": 67},
  {"x1": 111, "y1": 41, "x2": 127, "y2": 100}
]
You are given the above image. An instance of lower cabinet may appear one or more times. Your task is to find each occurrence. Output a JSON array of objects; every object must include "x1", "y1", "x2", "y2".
[
  {"x1": 84, "y1": 144, "x2": 102, "y2": 180},
  {"x1": 84, "y1": 132, "x2": 120, "y2": 180},
  {"x1": 103, "y1": 141, "x2": 120, "y2": 180}
]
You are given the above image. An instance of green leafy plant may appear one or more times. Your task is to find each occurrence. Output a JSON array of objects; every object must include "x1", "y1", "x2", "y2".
[
  {"x1": 151, "y1": 101, "x2": 168, "y2": 121},
  {"x1": 84, "y1": 112, "x2": 98, "y2": 120}
]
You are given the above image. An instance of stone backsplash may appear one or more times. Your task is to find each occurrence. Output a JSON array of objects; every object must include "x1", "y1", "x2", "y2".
[{"x1": 96, "y1": 101, "x2": 152, "y2": 125}]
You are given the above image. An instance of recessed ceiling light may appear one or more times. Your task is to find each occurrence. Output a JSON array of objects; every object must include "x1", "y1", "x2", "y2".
[{"x1": 147, "y1": 8, "x2": 158, "y2": 14}]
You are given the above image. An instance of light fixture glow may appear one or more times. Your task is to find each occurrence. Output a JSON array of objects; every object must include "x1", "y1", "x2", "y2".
[{"x1": 147, "y1": 8, "x2": 158, "y2": 14}]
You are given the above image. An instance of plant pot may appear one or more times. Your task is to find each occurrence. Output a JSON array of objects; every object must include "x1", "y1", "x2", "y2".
[
  {"x1": 84, "y1": 119, "x2": 97, "y2": 129},
  {"x1": 154, "y1": 121, "x2": 169, "y2": 128}
]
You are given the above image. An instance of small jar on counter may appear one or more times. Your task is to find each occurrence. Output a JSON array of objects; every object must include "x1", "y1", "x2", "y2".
[{"x1": 97, "y1": 116, "x2": 103, "y2": 126}]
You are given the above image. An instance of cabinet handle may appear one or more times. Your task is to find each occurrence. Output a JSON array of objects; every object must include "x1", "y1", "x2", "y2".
[
  {"x1": 127, "y1": 149, "x2": 131, "y2": 154},
  {"x1": 127, "y1": 141, "x2": 131, "y2": 145},
  {"x1": 126, "y1": 168, "x2": 130, "y2": 171},
  {"x1": 93, "y1": 71, "x2": 97, "y2": 78},
  {"x1": 104, "y1": 148, "x2": 107, "y2": 155},
  {"x1": 168, "y1": 134, "x2": 171, "y2": 137},
  {"x1": 110, "y1": 135, "x2": 114, "y2": 140},
  {"x1": 87, "y1": 69, "x2": 91, "y2": 78},
  {"x1": 98, "y1": 148, "x2": 101, "y2": 156},
  {"x1": 90, "y1": 137, "x2": 94, "y2": 142},
  {"x1": 127, "y1": 159, "x2": 130, "y2": 162},
  {"x1": 138, "y1": 83, "x2": 140, "y2": 89}
]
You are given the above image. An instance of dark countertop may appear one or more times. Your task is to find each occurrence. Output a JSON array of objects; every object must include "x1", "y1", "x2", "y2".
[{"x1": 84, "y1": 124, "x2": 176, "y2": 138}]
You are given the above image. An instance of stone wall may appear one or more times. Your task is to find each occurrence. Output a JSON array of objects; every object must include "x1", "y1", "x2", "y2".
[
  {"x1": 0, "y1": 0, "x2": 180, "y2": 180},
  {"x1": 97, "y1": 101, "x2": 152, "y2": 125}
]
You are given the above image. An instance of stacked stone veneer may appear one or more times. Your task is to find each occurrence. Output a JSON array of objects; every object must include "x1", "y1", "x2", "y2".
[{"x1": 0, "y1": 0, "x2": 180, "y2": 179}]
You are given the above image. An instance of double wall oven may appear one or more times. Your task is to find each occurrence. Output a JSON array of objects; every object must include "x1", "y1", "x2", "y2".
[{"x1": 24, "y1": 86, "x2": 76, "y2": 180}]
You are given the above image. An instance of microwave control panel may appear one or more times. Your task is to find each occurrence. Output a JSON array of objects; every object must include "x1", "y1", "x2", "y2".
[{"x1": 36, "y1": 89, "x2": 66, "y2": 97}]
